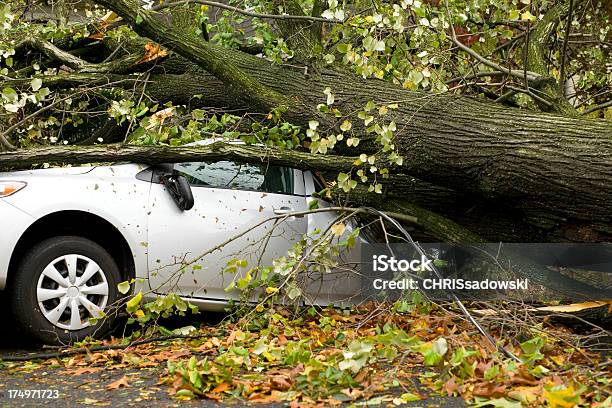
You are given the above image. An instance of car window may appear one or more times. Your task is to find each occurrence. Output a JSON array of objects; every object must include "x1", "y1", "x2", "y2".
[{"x1": 173, "y1": 161, "x2": 295, "y2": 195}]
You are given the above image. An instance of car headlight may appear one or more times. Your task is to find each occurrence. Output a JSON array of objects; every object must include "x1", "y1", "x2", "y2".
[{"x1": 0, "y1": 181, "x2": 27, "y2": 197}]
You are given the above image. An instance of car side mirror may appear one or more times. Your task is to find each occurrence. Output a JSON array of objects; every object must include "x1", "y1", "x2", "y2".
[{"x1": 161, "y1": 174, "x2": 194, "y2": 211}]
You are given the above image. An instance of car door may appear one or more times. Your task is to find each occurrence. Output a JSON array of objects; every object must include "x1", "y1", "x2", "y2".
[
  {"x1": 300, "y1": 171, "x2": 364, "y2": 306},
  {"x1": 146, "y1": 160, "x2": 308, "y2": 301}
]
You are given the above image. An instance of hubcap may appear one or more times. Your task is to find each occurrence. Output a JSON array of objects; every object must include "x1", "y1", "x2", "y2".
[{"x1": 36, "y1": 254, "x2": 109, "y2": 331}]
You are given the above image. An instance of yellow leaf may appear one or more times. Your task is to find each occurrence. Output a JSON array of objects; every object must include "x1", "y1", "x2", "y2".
[
  {"x1": 544, "y1": 384, "x2": 582, "y2": 408},
  {"x1": 508, "y1": 386, "x2": 541, "y2": 404},
  {"x1": 340, "y1": 119, "x2": 352, "y2": 132},
  {"x1": 126, "y1": 292, "x2": 142, "y2": 312},
  {"x1": 331, "y1": 223, "x2": 346, "y2": 237},
  {"x1": 521, "y1": 11, "x2": 537, "y2": 21}
]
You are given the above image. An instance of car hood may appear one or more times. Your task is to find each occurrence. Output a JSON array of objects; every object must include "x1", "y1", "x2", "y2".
[
  {"x1": 0, "y1": 163, "x2": 151, "y2": 179},
  {"x1": 0, "y1": 166, "x2": 96, "y2": 178}
]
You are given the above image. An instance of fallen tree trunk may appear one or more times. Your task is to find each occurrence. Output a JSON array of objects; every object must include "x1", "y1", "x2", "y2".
[
  {"x1": 2, "y1": 0, "x2": 612, "y2": 245},
  {"x1": 3, "y1": 65, "x2": 612, "y2": 240},
  {"x1": 147, "y1": 53, "x2": 612, "y2": 237},
  {"x1": 0, "y1": 140, "x2": 605, "y2": 245},
  {"x1": 0, "y1": 142, "x2": 605, "y2": 298}
]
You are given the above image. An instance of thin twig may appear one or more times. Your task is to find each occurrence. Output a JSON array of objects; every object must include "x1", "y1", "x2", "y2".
[
  {"x1": 445, "y1": 71, "x2": 508, "y2": 84},
  {"x1": 445, "y1": 0, "x2": 540, "y2": 83},
  {"x1": 152, "y1": 0, "x2": 343, "y2": 24},
  {"x1": 506, "y1": 85, "x2": 553, "y2": 107},
  {"x1": 582, "y1": 100, "x2": 612, "y2": 115},
  {"x1": 0, "y1": 79, "x2": 138, "y2": 150},
  {"x1": 559, "y1": 0, "x2": 574, "y2": 95}
]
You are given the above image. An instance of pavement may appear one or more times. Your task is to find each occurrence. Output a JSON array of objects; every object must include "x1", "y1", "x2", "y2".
[{"x1": 0, "y1": 295, "x2": 465, "y2": 407}]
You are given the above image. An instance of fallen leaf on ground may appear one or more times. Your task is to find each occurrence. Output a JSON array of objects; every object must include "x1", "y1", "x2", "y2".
[
  {"x1": 61, "y1": 367, "x2": 102, "y2": 375},
  {"x1": 106, "y1": 375, "x2": 130, "y2": 390},
  {"x1": 536, "y1": 301, "x2": 611, "y2": 313}
]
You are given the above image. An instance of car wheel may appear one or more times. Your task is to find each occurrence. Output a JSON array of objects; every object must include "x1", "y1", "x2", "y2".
[{"x1": 11, "y1": 236, "x2": 123, "y2": 345}]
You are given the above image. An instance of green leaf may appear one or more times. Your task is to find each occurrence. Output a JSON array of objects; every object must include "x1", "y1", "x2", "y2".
[
  {"x1": 472, "y1": 398, "x2": 522, "y2": 408},
  {"x1": 399, "y1": 393, "x2": 421, "y2": 402},
  {"x1": 521, "y1": 11, "x2": 537, "y2": 21},
  {"x1": 2, "y1": 87, "x2": 18, "y2": 102},
  {"x1": 135, "y1": 14, "x2": 143, "y2": 24},
  {"x1": 340, "y1": 119, "x2": 352, "y2": 132},
  {"x1": 363, "y1": 36, "x2": 385, "y2": 52},
  {"x1": 364, "y1": 100, "x2": 376, "y2": 112},
  {"x1": 31, "y1": 78, "x2": 42, "y2": 92},
  {"x1": 415, "y1": 337, "x2": 448, "y2": 366},
  {"x1": 117, "y1": 281, "x2": 131, "y2": 295},
  {"x1": 337, "y1": 43, "x2": 350, "y2": 53},
  {"x1": 287, "y1": 285, "x2": 301, "y2": 299}
]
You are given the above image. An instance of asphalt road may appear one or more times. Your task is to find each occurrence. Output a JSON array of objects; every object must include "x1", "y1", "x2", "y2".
[{"x1": 0, "y1": 295, "x2": 465, "y2": 407}]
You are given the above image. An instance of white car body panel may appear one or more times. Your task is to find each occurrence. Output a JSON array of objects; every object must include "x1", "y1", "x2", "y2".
[
  {"x1": 0, "y1": 199, "x2": 36, "y2": 288},
  {"x1": 0, "y1": 144, "x2": 363, "y2": 310}
]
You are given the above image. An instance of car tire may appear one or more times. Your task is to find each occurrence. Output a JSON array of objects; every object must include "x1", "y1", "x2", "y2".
[{"x1": 11, "y1": 236, "x2": 123, "y2": 345}]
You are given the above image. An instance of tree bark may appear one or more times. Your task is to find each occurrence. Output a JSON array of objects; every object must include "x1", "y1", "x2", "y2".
[{"x1": 0, "y1": 142, "x2": 357, "y2": 172}]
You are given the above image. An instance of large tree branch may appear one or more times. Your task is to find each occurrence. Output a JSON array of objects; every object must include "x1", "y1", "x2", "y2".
[
  {"x1": 95, "y1": 0, "x2": 290, "y2": 113},
  {"x1": 582, "y1": 100, "x2": 612, "y2": 115},
  {"x1": 0, "y1": 141, "x2": 358, "y2": 171},
  {"x1": 26, "y1": 38, "x2": 142, "y2": 74},
  {"x1": 2, "y1": 39, "x2": 611, "y2": 241}
]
